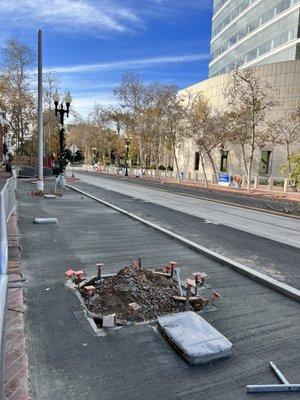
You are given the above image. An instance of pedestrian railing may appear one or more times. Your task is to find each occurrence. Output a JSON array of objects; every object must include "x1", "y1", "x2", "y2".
[
  {"x1": 78, "y1": 165, "x2": 298, "y2": 193},
  {"x1": 18, "y1": 165, "x2": 53, "y2": 178},
  {"x1": 0, "y1": 172, "x2": 17, "y2": 397}
]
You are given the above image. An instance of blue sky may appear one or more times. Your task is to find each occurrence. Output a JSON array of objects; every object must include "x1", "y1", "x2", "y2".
[{"x1": 0, "y1": 0, "x2": 213, "y2": 115}]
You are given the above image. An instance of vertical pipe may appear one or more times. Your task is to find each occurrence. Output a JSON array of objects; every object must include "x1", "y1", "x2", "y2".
[{"x1": 37, "y1": 30, "x2": 44, "y2": 191}]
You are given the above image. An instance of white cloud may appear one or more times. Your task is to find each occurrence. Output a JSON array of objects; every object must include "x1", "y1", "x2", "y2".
[
  {"x1": 0, "y1": 0, "x2": 211, "y2": 36},
  {"x1": 69, "y1": 92, "x2": 117, "y2": 117},
  {"x1": 0, "y1": 0, "x2": 141, "y2": 34},
  {"x1": 45, "y1": 53, "x2": 209, "y2": 74}
]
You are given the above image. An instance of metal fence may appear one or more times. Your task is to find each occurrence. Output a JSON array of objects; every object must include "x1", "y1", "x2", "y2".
[
  {"x1": 0, "y1": 172, "x2": 17, "y2": 397},
  {"x1": 18, "y1": 165, "x2": 53, "y2": 178}
]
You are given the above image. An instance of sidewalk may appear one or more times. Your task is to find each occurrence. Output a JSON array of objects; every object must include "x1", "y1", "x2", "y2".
[
  {"x1": 0, "y1": 171, "x2": 12, "y2": 191},
  {"x1": 3, "y1": 212, "x2": 30, "y2": 400},
  {"x1": 14, "y1": 180, "x2": 299, "y2": 400}
]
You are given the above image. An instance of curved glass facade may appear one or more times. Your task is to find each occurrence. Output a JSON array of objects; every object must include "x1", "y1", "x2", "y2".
[{"x1": 209, "y1": 0, "x2": 300, "y2": 77}]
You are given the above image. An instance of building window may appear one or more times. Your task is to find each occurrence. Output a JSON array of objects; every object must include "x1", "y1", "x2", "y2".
[
  {"x1": 220, "y1": 150, "x2": 228, "y2": 172},
  {"x1": 194, "y1": 152, "x2": 200, "y2": 170},
  {"x1": 259, "y1": 150, "x2": 272, "y2": 175}
]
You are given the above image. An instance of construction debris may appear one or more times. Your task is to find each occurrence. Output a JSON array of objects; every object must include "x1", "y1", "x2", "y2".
[
  {"x1": 86, "y1": 265, "x2": 189, "y2": 322},
  {"x1": 247, "y1": 362, "x2": 300, "y2": 393},
  {"x1": 65, "y1": 261, "x2": 219, "y2": 325},
  {"x1": 102, "y1": 314, "x2": 117, "y2": 328}
]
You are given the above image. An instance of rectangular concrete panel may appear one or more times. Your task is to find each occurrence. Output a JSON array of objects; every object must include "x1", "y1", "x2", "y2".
[{"x1": 157, "y1": 311, "x2": 232, "y2": 365}]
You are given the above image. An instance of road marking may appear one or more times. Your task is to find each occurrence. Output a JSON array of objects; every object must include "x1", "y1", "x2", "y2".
[{"x1": 67, "y1": 183, "x2": 300, "y2": 303}]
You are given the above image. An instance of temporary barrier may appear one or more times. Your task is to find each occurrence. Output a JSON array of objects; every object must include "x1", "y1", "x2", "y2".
[{"x1": 0, "y1": 174, "x2": 17, "y2": 397}]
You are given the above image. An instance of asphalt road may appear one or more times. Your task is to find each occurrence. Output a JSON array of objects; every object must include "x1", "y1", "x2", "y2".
[
  {"x1": 17, "y1": 181, "x2": 300, "y2": 400},
  {"x1": 69, "y1": 173, "x2": 300, "y2": 289}
]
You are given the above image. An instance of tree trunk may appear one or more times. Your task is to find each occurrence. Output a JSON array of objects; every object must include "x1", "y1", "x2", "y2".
[
  {"x1": 286, "y1": 142, "x2": 291, "y2": 174},
  {"x1": 200, "y1": 153, "x2": 209, "y2": 187},
  {"x1": 156, "y1": 137, "x2": 161, "y2": 180},
  {"x1": 207, "y1": 150, "x2": 217, "y2": 175},
  {"x1": 138, "y1": 136, "x2": 143, "y2": 171},
  {"x1": 241, "y1": 144, "x2": 248, "y2": 175},
  {"x1": 172, "y1": 141, "x2": 181, "y2": 183},
  {"x1": 247, "y1": 116, "x2": 256, "y2": 193}
]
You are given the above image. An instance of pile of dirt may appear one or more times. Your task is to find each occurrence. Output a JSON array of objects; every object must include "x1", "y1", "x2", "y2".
[{"x1": 86, "y1": 265, "x2": 186, "y2": 322}]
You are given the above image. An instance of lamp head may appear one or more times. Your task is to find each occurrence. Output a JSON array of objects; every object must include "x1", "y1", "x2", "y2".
[
  {"x1": 65, "y1": 91, "x2": 72, "y2": 116},
  {"x1": 65, "y1": 91, "x2": 72, "y2": 106},
  {"x1": 53, "y1": 90, "x2": 60, "y2": 104}
]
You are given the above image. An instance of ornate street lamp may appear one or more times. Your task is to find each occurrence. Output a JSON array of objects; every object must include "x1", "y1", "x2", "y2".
[
  {"x1": 53, "y1": 90, "x2": 72, "y2": 173},
  {"x1": 124, "y1": 136, "x2": 131, "y2": 177}
]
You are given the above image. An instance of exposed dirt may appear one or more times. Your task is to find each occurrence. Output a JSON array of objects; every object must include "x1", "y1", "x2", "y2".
[{"x1": 86, "y1": 265, "x2": 187, "y2": 322}]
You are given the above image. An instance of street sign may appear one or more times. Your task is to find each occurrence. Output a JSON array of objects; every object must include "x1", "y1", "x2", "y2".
[
  {"x1": 70, "y1": 144, "x2": 78, "y2": 178},
  {"x1": 70, "y1": 144, "x2": 78, "y2": 156},
  {"x1": 218, "y1": 172, "x2": 230, "y2": 186}
]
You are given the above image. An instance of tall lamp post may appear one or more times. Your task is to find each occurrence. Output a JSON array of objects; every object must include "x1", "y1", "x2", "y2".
[
  {"x1": 124, "y1": 136, "x2": 131, "y2": 177},
  {"x1": 0, "y1": 113, "x2": 8, "y2": 167},
  {"x1": 53, "y1": 90, "x2": 72, "y2": 173}
]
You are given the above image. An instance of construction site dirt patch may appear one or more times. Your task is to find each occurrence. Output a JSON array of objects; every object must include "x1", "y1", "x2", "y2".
[{"x1": 85, "y1": 266, "x2": 186, "y2": 322}]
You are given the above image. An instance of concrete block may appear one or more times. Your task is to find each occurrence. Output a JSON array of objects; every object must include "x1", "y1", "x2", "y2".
[
  {"x1": 34, "y1": 218, "x2": 58, "y2": 224},
  {"x1": 102, "y1": 314, "x2": 116, "y2": 327}
]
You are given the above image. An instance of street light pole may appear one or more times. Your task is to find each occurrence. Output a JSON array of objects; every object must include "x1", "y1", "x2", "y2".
[
  {"x1": 124, "y1": 137, "x2": 131, "y2": 177},
  {"x1": 53, "y1": 90, "x2": 72, "y2": 174},
  {"x1": 0, "y1": 113, "x2": 8, "y2": 167},
  {"x1": 37, "y1": 29, "x2": 44, "y2": 192}
]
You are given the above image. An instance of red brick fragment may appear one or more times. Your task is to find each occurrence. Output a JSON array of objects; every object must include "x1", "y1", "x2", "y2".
[
  {"x1": 84, "y1": 285, "x2": 96, "y2": 296},
  {"x1": 74, "y1": 270, "x2": 84, "y2": 281},
  {"x1": 186, "y1": 278, "x2": 196, "y2": 289},
  {"x1": 65, "y1": 269, "x2": 75, "y2": 278}
]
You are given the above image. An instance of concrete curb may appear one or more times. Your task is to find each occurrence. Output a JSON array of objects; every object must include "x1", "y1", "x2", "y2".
[{"x1": 67, "y1": 184, "x2": 300, "y2": 303}]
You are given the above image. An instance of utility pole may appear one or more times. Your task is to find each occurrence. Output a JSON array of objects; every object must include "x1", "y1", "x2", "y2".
[{"x1": 37, "y1": 29, "x2": 44, "y2": 192}]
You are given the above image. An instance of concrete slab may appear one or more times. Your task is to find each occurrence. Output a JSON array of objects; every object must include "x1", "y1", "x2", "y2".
[{"x1": 17, "y1": 181, "x2": 300, "y2": 400}]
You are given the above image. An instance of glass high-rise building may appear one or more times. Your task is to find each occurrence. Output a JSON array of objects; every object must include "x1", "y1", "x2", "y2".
[{"x1": 209, "y1": 0, "x2": 300, "y2": 77}]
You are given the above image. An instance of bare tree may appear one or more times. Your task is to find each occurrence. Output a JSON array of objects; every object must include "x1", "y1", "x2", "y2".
[
  {"x1": 224, "y1": 67, "x2": 276, "y2": 192},
  {"x1": 187, "y1": 93, "x2": 225, "y2": 186},
  {"x1": 159, "y1": 85, "x2": 188, "y2": 182},
  {"x1": 268, "y1": 106, "x2": 300, "y2": 174},
  {"x1": 90, "y1": 105, "x2": 130, "y2": 166},
  {"x1": 43, "y1": 71, "x2": 61, "y2": 158},
  {"x1": 0, "y1": 39, "x2": 35, "y2": 151},
  {"x1": 113, "y1": 72, "x2": 149, "y2": 170}
]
